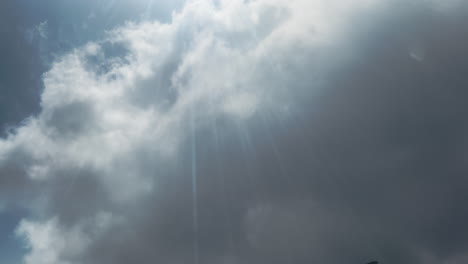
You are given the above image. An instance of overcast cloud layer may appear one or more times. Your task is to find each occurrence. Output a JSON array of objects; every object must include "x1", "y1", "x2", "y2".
[{"x1": 1, "y1": 0, "x2": 468, "y2": 263}]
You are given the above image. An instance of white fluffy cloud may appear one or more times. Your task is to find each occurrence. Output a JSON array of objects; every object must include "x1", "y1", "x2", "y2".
[{"x1": 2, "y1": 0, "x2": 362, "y2": 202}]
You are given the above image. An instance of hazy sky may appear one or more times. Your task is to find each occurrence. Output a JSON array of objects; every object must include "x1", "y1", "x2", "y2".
[{"x1": 1, "y1": 1, "x2": 468, "y2": 264}]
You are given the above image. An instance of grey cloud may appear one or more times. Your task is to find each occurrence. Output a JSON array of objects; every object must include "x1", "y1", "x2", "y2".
[{"x1": 42, "y1": 101, "x2": 97, "y2": 139}]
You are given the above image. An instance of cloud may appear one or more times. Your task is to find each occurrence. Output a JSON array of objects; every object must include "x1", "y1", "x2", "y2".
[{"x1": 1, "y1": 0, "x2": 468, "y2": 263}]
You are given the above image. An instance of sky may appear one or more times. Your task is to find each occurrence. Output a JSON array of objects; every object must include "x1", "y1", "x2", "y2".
[{"x1": 1, "y1": 0, "x2": 468, "y2": 263}]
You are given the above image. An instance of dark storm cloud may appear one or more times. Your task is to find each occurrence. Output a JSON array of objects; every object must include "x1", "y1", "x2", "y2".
[
  {"x1": 2, "y1": 1, "x2": 468, "y2": 264},
  {"x1": 104, "y1": 3, "x2": 468, "y2": 264},
  {"x1": 232, "y1": 3, "x2": 468, "y2": 263}
]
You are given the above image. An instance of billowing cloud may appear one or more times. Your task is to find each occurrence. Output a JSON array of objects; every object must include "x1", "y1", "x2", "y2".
[{"x1": 1, "y1": 0, "x2": 468, "y2": 263}]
